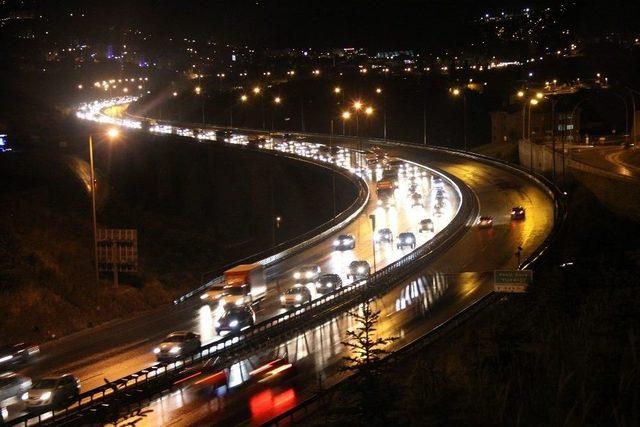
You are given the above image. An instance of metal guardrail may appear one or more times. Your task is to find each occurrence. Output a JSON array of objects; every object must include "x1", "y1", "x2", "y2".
[
  {"x1": 8, "y1": 126, "x2": 475, "y2": 426},
  {"x1": 173, "y1": 151, "x2": 370, "y2": 304}
]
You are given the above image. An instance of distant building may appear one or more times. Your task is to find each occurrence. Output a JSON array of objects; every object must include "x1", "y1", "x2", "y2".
[{"x1": 491, "y1": 106, "x2": 581, "y2": 144}]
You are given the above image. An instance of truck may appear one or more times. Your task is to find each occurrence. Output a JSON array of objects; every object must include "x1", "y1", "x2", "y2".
[
  {"x1": 376, "y1": 179, "x2": 396, "y2": 207},
  {"x1": 200, "y1": 263, "x2": 267, "y2": 309}
]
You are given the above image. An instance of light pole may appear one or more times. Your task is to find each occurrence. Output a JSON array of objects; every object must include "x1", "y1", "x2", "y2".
[
  {"x1": 195, "y1": 86, "x2": 204, "y2": 125},
  {"x1": 375, "y1": 87, "x2": 386, "y2": 140},
  {"x1": 272, "y1": 96, "x2": 282, "y2": 131},
  {"x1": 341, "y1": 110, "x2": 351, "y2": 136},
  {"x1": 272, "y1": 216, "x2": 282, "y2": 246},
  {"x1": 369, "y1": 214, "x2": 377, "y2": 273},
  {"x1": 88, "y1": 128, "x2": 120, "y2": 288},
  {"x1": 451, "y1": 88, "x2": 467, "y2": 151},
  {"x1": 516, "y1": 90, "x2": 526, "y2": 140},
  {"x1": 253, "y1": 86, "x2": 265, "y2": 130},
  {"x1": 330, "y1": 119, "x2": 337, "y2": 217},
  {"x1": 353, "y1": 100, "x2": 362, "y2": 136},
  {"x1": 528, "y1": 98, "x2": 540, "y2": 171}
]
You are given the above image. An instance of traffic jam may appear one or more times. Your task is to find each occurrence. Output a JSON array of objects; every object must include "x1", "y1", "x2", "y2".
[{"x1": 2, "y1": 96, "x2": 484, "y2": 423}]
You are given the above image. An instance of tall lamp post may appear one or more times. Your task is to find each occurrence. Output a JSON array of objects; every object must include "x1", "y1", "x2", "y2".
[
  {"x1": 451, "y1": 88, "x2": 468, "y2": 151},
  {"x1": 253, "y1": 86, "x2": 265, "y2": 130},
  {"x1": 89, "y1": 127, "x2": 120, "y2": 288},
  {"x1": 375, "y1": 87, "x2": 386, "y2": 140},
  {"x1": 272, "y1": 96, "x2": 282, "y2": 131},
  {"x1": 194, "y1": 86, "x2": 204, "y2": 125},
  {"x1": 528, "y1": 98, "x2": 540, "y2": 171},
  {"x1": 341, "y1": 110, "x2": 351, "y2": 136}
]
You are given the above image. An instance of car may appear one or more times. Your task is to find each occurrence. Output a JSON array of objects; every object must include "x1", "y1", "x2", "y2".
[
  {"x1": 333, "y1": 234, "x2": 356, "y2": 251},
  {"x1": 293, "y1": 264, "x2": 321, "y2": 283},
  {"x1": 419, "y1": 219, "x2": 434, "y2": 233},
  {"x1": 280, "y1": 285, "x2": 312, "y2": 307},
  {"x1": 0, "y1": 343, "x2": 39, "y2": 369},
  {"x1": 347, "y1": 260, "x2": 371, "y2": 280},
  {"x1": 478, "y1": 216, "x2": 494, "y2": 228},
  {"x1": 411, "y1": 193, "x2": 424, "y2": 207},
  {"x1": 511, "y1": 206, "x2": 526, "y2": 220},
  {"x1": 26, "y1": 374, "x2": 79, "y2": 410},
  {"x1": 153, "y1": 331, "x2": 201, "y2": 361},
  {"x1": 316, "y1": 274, "x2": 343, "y2": 294},
  {"x1": 375, "y1": 228, "x2": 394, "y2": 244},
  {"x1": 0, "y1": 372, "x2": 31, "y2": 411},
  {"x1": 216, "y1": 305, "x2": 256, "y2": 334},
  {"x1": 397, "y1": 232, "x2": 417, "y2": 250}
]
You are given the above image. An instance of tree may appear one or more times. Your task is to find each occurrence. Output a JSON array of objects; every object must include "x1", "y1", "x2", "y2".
[{"x1": 341, "y1": 299, "x2": 397, "y2": 425}]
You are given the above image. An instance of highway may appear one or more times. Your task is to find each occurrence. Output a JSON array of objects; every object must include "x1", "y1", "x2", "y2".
[
  {"x1": 132, "y1": 131, "x2": 556, "y2": 426},
  {"x1": 570, "y1": 145, "x2": 640, "y2": 180},
  {"x1": 4, "y1": 97, "x2": 556, "y2": 425},
  {"x1": 4, "y1": 102, "x2": 460, "y2": 423}
]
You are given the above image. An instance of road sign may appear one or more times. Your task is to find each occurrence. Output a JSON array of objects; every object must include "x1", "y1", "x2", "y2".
[
  {"x1": 493, "y1": 270, "x2": 532, "y2": 293},
  {"x1": 97, "y1": 229, "x2": 138, "y2": 273}
]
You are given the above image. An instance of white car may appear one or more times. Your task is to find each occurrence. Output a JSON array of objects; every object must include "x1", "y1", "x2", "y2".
[
  {"x1": 26, "y1": 375, "x2": 79, "y2": 410},
  {"x1": 153, "y1": 332, "x2": 201, "y2": 362},
  {"x1": 293, "y1": 265, "x2": 321, "y2": 283}
]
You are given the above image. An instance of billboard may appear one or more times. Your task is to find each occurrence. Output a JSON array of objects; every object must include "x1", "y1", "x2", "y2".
[{"x1": 97, "y1": 229, "x2": 138, "y2": 272}]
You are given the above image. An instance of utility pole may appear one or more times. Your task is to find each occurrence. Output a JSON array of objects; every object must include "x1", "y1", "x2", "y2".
[
  {"x1": 88, "y1": 135, "x2": 99, "y2": 289},
  {"x1": 330, "y1": 119, "x2": 336, "y2": 217},
  {"x1": 423, "y1": 104, "x2": 427, "y2": 145},
  {"x1": 300, "y1": 98, "x2": 305, "y2": 132}
]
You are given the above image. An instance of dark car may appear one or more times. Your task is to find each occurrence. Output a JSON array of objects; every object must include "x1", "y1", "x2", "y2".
[
  {"x1": 510, "y1": 206, "x2": 526, "y2": 220},
  {"x1": 411, "y1": 193, "x2": 424, "y2": 208},
  {"x1": 419, "y1": 219, "x2": 434, "y2": 233},
  {"x1": 280, "y1": 285, "x2": 312, "y2": 307},
  {"x1": 347, "y1": 260, "x2": 371, "y2": 280},
  {"x1": 0, "y1": 343, "x2": 39, "y2": 369},
  {"x1": 478, "y1": 216, "x2": 494, "y2": 228},
  {"x1": 333, "y1": 234, "x2": 356, "y2": 251},
  {"x1": 153, "y1": 331, "x2": 201, "y2": 361},
  {"x1": 375, "y1": 228, "x2": 394, "y2": 244},
  {"x1": 216, "y1": 305, "x2": 256, "y2": 334},
  {"x1": 316, "y1": 274, "x2": 343, "y2": 294},
  {"x1": 26, "y1": 374, "x2": 80, "y2": 410},
  {"x1": 397, "y1": 232, "x2": 417, "y2": 250}
]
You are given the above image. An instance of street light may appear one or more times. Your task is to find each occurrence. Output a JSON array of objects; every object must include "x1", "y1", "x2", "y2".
[
  {"x1": 274, "y1": 96, "x2": 281, "y2": 104},
  {"x1": 517, "y1": 90, "x2": 525, "y2": 98},
  {"x1": 341, "y1": 111, "x2": 351, "y2": 135},
  {"x1": 240, "y1": 94, "x2": 248, "y2": 102},
  {"x1": 528, "y1": 98, "x2": 540, "y2": 171},
  {"x1": 88, "y1": 128, "x2": 120, "y2": 288},
  {"x1": 375, "y1": 87, "x2": 387, "y2": 140},
  {"x1": 253, "y1": 86, "x2": 261, "y2": 95},
  {"x1": 451, "y1": 88, "x2": 468, "y2": 151},
  {"x1": 334, "y1": 87, "x2": 341, "y2": 94}
]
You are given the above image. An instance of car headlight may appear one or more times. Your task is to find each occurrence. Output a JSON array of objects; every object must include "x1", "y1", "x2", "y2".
[
  {"x1": 295, "y1": 294, "x2": 302, "y2": 301},
  {"x1": 200, "y1": 293, "x2": 209, "y2": 300},
  {"x1": 293, "y1": 272, "x2": 301, "y2": 279},
  {"x1": 21, "y1": 392, "x2": 28, "y2": 401},
  {"x1": 333, "y1": 240, "x2": 340, "y2": 246},
  {"x1": 153, "y1": 347, "x2": 160, "y2": 354},
  {"x1": 40, "y1": 391, "x2": 52, "y2": 401},
  {"x1": 169, "y1": 346, "x2": 181, "y2": 354},
  {"x1": 0, "y1": 355, "x2": 12, "y2": 363},
  {"x1": 229, "y1": 320, "x2": 239, "y2": 328},
  {"x1": 235, "y1": 298, "x2": 244, "y2": 306},
  {"x1": 357, "y1": 266, "x2": 365, "y2": 273},
  {"x1": 305, "y1": 271, "x2": 313, "y2": 279},
  {"x1": 280, "y1": 295, "x2": 286, "y2": 303}
]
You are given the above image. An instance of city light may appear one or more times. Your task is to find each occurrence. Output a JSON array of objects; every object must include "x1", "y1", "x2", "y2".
[
  {"x1": 375, "y1": 88, "x2": 382, "y2": 94},
  {"x1": 253, "y1": 86, "x2": 261, "y2": 94},
  {"x1": 240, "y1": 94, "x2": 248, "y2": 102},
  {"x1": 106, "y1": 128, "x2": 120, "y2": 139},
  {"x1": 274, "y1": 96, "x2": 281, "y2": 104},
  {"x1": 530, "y1": 98, "x2": 539, "y2": 105},
  {"x1": 195, "y1": 86, "x2": 201, "y2": 95},
  {"x1": 353, "y1": 101, "x2": 362, "y2": 111},
  {"x1": 342, "y1": 111, "x2": 351, "y2": 120},
  {"x1": 452, "y1": 88, "x2": 461, "y2": 96},
  {"x1": 535, "y1": 92, "x2": 543, "y2": 99},
  {"x1": 334, "y1": 87, "x2": 341, "y2": 94},
  {"x1": 172, "y1": 91, "x2": 178, "y2": 97},
  {"x1": 365, "y1": 106, "x2": 374, "y2": 115},
  {"x1": 517, "y1": 91, "x2": 525, "y2": 98}
]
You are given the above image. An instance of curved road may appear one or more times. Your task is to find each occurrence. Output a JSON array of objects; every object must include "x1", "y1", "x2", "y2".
[{"x1": 5, "y1": 98, "x2": 556, "y2": 425}]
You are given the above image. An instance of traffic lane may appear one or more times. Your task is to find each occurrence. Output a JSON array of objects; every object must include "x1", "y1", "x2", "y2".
[
  {"x1": 134, "y1": 271, "x2": 492, "y2": 426},
  {"x1": 571, "y1": 146, "x2": 640, "y2": 179},
  {"x1": 17, "y1": 156, "x2": 455, "y2": 392}
]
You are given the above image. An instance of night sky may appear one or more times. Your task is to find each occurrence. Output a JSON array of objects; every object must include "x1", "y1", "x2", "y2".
[{"x1": 31, "y1": 0, "x2": 640, "y2": 47}]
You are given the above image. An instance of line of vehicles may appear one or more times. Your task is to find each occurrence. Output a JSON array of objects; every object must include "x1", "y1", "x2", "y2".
[{"x1": 1, "y1": 343, "x2": 81, "y2": 421}]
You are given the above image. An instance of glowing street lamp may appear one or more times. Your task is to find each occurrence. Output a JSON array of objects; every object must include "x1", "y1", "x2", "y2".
[
  {"x1": 88, "y1": 128, "x2": 120, "y2": 288},
  {"x1": 451, "y1": 88, "x2": 467, "y2": 151},
  {"x1": 274, "y1": 96, "x2": 281, "y2": 104},
  {"x1": 353, "y1": 100, "x2": 363, "y2": 111},
  {"x1": 334, "y1": 87, "x2": 341, "y2": 94},
  {"x1": 375, "y1": 87, "x2": 382, "y2": 94},
  {"x1": 240, "y1": 94, "x2": 248, "y2": 102},
  {"x1": 341, "y1": 111, "x2": 351, "y2": 135},
  {"x1": 517, "y1": 90, "x2": 525, "y2": 98},
  {"x1": 536, "y1": 92, "x2": 543, "y2": 99},
  {"x1": 253, "y1": 86, "x2": 261, "y2": 95},
  {"x1": 194, "y1": 86, "x2": 202, "y2": 95},
  {"x1": 172, "y1": 91, "x2": 178, "y2": 97},
  {"x1": 365, "y1": 106, "x2": 374, "y2": 115}
]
